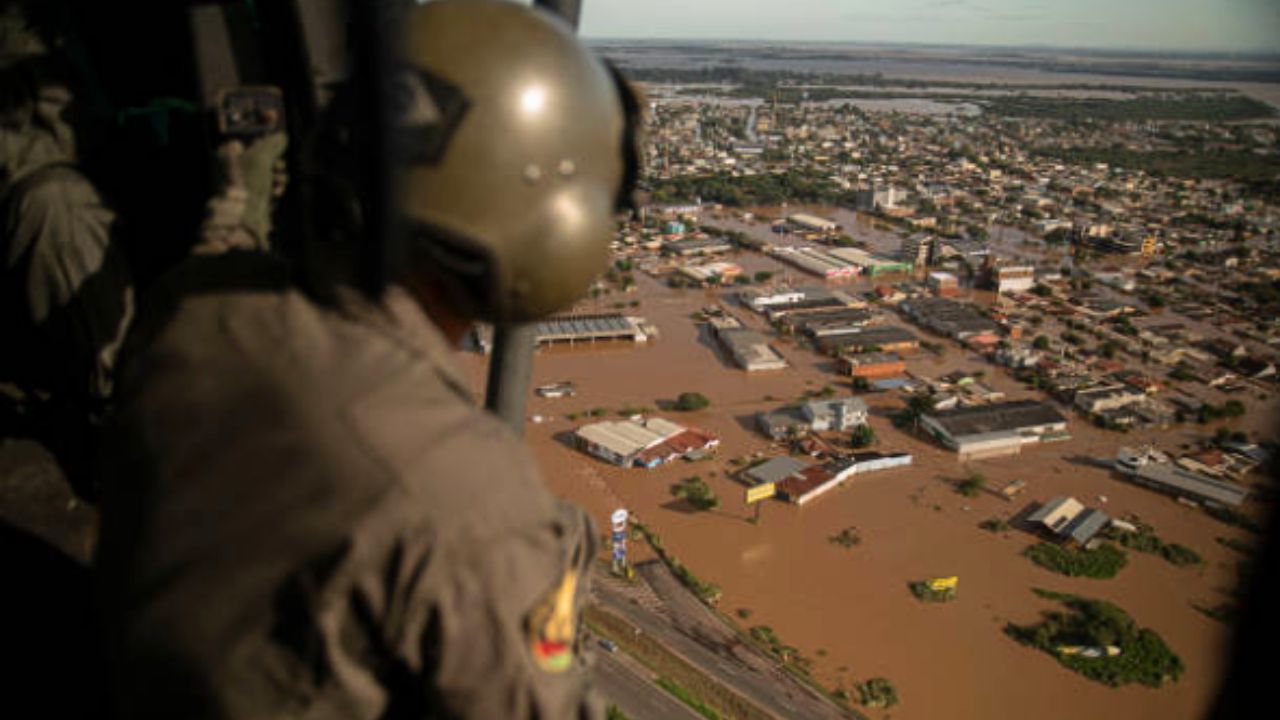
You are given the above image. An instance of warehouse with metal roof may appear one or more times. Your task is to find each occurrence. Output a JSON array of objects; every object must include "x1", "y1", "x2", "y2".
[
  {"x1": 921, "y1": 400, "x2": 1069, "y2": 459},
  {"x1": 535, "y1": 314, "x2": 649, "y2": 346}
]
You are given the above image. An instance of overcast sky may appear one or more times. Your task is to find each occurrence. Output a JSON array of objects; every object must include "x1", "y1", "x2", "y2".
[{"x1": 576, "y1": 0, "x2": 1280, "y2": 53}]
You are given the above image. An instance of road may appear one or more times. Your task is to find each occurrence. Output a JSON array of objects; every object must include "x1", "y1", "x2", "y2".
[
  {"x1": 592, "y1": 646, "x2": 703, "y2": 720},
  {"x1": 595, "y1": 562, "x2": 854, "y2": 720}
]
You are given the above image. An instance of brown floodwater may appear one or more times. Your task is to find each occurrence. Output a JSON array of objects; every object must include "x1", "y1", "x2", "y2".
[{"x1": 457, "y1": 265, "x2": 1270, "y2": 720}]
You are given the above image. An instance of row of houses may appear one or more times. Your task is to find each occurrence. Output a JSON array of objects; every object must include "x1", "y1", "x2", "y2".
[
  {"x1": 575, "y1": 417, "x2": 720, "y2": 469},
  {"x1": 1114, "y1": 446, "x2": 1249, "y2": 508}
]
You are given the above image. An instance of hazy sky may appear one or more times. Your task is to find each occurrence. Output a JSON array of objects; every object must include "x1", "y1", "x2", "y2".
[{"x1": 576, "y1": 0, "x2": 1280, "y2": 53}]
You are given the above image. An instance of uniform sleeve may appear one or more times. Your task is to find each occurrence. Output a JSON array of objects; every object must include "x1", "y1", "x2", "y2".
[{"x1": 414, "y1": 500, "x2": 603, "y2": 720}]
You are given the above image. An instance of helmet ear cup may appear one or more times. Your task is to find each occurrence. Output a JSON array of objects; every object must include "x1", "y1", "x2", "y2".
[{"x1": 405, "y1": 220, "x2": 496, "y2": 320}]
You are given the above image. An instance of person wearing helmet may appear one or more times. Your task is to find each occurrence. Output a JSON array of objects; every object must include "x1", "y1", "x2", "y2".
[
  {"x1": 0, "y1": 0, "x2": 133, "y2": 455},
  {"x1": 95, "y1": 1, "x2": 637, "y2": 718}
]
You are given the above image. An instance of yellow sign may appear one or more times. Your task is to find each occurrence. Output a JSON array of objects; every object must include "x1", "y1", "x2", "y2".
[
  {"x1": 746, "y1": 482, "x2": 776, "y2": 504},
  {"x1": 927, "y1": 576, "x2": 958, "y2": 592}
]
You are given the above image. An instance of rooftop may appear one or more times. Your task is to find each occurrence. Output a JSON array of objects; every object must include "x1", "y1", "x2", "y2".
[
  {"x1": 925, "y1": 400, "x2": 1067, "y2": 439},
  {"x1": 743, "y1": 456, "x2": 811, "y2": 486}
]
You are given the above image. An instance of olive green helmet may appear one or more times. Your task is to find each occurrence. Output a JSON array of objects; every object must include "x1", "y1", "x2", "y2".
[{"x1": 397, "y1": 0, "x2": 637, "y2": 322}]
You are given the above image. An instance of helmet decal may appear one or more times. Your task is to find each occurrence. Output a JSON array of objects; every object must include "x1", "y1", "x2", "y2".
[{"x1": 394, "y1": 66, "x2": 469, "y2": 166}]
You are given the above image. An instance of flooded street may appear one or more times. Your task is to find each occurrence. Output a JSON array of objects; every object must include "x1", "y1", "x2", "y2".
[{"x1": 455, "y1": 266, "x2": 1263, "y2": 720}]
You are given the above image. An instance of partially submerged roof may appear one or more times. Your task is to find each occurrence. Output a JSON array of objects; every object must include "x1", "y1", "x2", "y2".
[
  {"x1": 925, "y1": 400, "x2": 1066, "y2": 440},
  {"x1": 743, "y1": 456, "x2": 810, "y2": 486}
]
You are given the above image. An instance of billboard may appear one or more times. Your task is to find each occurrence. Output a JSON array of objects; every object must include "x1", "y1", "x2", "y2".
[
  {"x1": 610, "y1": 508, "x2": 629, "y2": 574},
  {"x1": 746, "y1": 482, "x2": 776, "y2": 504}
]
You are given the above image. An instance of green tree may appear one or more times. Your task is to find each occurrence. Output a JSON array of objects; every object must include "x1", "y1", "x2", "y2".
[
  {"x1": 753, "y1": 270, "x2": 774, "y2": 283},
  {"x1": 674, "y1": 392, "x2": 711, "y2": 411},
  {"x1": 671, "y1": 477, "x2": 719, "y2": 511},
  {"x1": 957, "y1": 473, "x2": 986, "y2": 497},
  {"x1": 1033, "y1": 335, "x2": 1051, "y2": 350},
  {"x1": 850, "y1": 423, "x2": 876, "y2": 448}
]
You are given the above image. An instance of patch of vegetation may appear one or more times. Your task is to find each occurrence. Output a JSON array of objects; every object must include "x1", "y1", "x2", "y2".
[
  {"x1": 656, "y1": 678, "x2": 721, "y2": 720},
  {"x1": 617, "y1": 405, "x2": 652, "y2": 417},
  {"x1": 1103, "y1": 524, "x2": 1202, "y2": 567},
  {"x1": 849, "y1": 423, "x2": 876, "y2": 448},
  {"x1": 851, "y1": 376, "x2": 871, "y2": 392},
  {"x1": 854, "y1": 678, "x2": 899, "y2": 709},
  {"x1": 586, "y1": 606, "x2": 770, "y2": 720},
  {"x1": 1192, "y1": 602, "x2": 1239, "y2": 626},
  {"x1": 674, "y1": 391, "x2": 712, "y2": 411},
  {"x1": 1024, "y1": 542, "x2": 1128, "y2": 579},
  {"x1": 735, "y1": 607, "x2": 753, "y2": 620},
  {"x1": 747, "y1": 625, "x2": 810, "y2": 672},
  {"x1": 606, "y1": 706, "x2": 632, "y2": 720},
  {"x1": 956, "y1": 473, "x2": 986, "y2": 498},
  {"x1": 829, "y1": 526, "x2": 862, "y2": 548},
  {"x1": 1031, "y1": 143, "x2": 1280, "y2": 187},
  {"x1": 909, "y1": 580, "x2": 957, "y2": 603},
  {"x1": 632, "y1": 522, "x2": 722, "y2": 605},
  {"x1": 979, "y1": 517, "x2": 1011, "y2": 533},
  {"x1": 1206, "y1": 506, "x2": 1263, "y2": 534},
  {"x1": 671, "y1": 476, "x2": 720, "y2": 511},
  {"x1": 1216, "y1": 536, "x2": 1256, "y2": 557},
  {"x1": 1006, "y1": 589, "x2": 1184, "y2": 688}
]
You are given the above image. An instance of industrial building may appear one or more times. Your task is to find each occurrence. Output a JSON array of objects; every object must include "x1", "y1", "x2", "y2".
[
  {"x1": 575, "y1": 417, "x2": 719, "y2": 469},
  {"x1": 841, "y1": 352, "x2": 907, "y2": 380},
  {"x1": 794, "y1": 308, "x2": 875, "y2": 337},
  {"x1": 1074, "y1": 384, "x2": 1146, "y2": 414},
  {"x1": 900, "y1": 297, "x2": 1000, "y2": 340},
  {"x1": 666, "y1": 237, "x2": 733, "y2": 256},
  {"x1": 1115, "y1": 447, "x2": 1248, "y2": 507},
  {"x1": 992, "y1": 265, "x2": 1036, "y2": 294},
  {"x1": 677, "y1": 261, "x2": 742, "y2": 285},
  {"x1": 826, "y1": 247, "x2": 914, "y2": 277},
  {"x1": 717, "y1": 327, "x2": 788, "y2": 372},
  {"x1": 920, "y1": 400, "x2": 1070, "y2": 459},
  {"x1": 771, "y1": 246, "x2": 859, "y2": 279},
  {"x1": 816, "y1": 326, "x2": 920, "y2": 355},
  {"x1": 535, "y1": 314, "x2": 650, "y2": 346},
  {"x1": 473, "y1": 314, "x2": 651, "y2": 352},
  {"x1": 926, "y1": 271, "x2": 960, "y2": 297},
  {"x1": 741, "y1": 286, "x2": 860, "y2": 318},
  {"x1": 1028, "y1": 496, "x2": 1111, "y2": 547},
  {"x1": 706, "y1": 315, "x2": 787, "y2": 372},
  {"x1": 740, "y1": 286, "x2": 806, "y2": 313},
  {"x1": 787, "y1": 212, "x2": 838, "y2": 233}
]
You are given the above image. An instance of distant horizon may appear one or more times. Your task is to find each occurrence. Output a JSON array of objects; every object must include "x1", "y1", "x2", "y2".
[
  {"x1": 576, "y1": 0, "x2": 1280, "y2": 57},
  {"x1": 583, "y1": 36, "x2": 1280, "y2": 61}
]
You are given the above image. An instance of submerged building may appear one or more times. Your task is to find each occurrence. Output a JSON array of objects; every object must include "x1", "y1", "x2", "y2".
[{"x1": 920, "y1": 400, "x2": 1070, "y2": 459}]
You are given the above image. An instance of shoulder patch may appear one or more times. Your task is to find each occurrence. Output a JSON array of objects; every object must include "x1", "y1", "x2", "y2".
[{"x1": 526, "y1": 568, "x2": 579, "y2": 673}]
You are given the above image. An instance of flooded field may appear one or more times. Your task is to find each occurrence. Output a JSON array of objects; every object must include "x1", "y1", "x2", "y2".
[{"x1": 456, "y1": 263, "x2": 1273, "y2": 720}]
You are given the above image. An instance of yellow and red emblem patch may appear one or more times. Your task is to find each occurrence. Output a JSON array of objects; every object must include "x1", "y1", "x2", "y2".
[{"x1": 527, "y1": 569, "x2": 580, "y2": 673}]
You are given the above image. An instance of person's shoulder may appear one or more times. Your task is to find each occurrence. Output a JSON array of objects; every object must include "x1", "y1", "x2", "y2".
[{"x1": 9, "y1": 164, "x2": 98, "y2": 216}]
